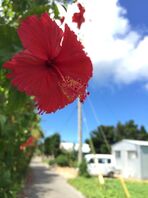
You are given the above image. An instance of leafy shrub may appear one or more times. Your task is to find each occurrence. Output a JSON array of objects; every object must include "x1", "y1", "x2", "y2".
[
  {"x1": 49, "y1": 159, "x2": 56, "y2": 166},
  {"x1": 59, "y1": 149, "x2": 77, "y2": 167},
  {"x1": 69, "y1": 160, "x2": 78, "y2": 168},
  {"x1": 44, "y1": 133, "x2": 60, "y2": 157},
  {"x1": 79, "y1": 158, "x2": 90, "y2": 177},
  {"x1": 56, "y1": 154, "x2": 69, "y2": 167}
]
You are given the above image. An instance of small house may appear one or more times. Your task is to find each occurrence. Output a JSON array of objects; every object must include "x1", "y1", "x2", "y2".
[
  {"x1": 60, "y1": 142, "x2": 74, "y2": 152},
  {"x1": 60, "y1": 142, "x2": 90, "y2": 153},
  {"x1": 74, "y1": 143, "x2": 90, "y2": 153},
  {"x1": 112, "y1": 139, "x2": 148, "y2": 179}
]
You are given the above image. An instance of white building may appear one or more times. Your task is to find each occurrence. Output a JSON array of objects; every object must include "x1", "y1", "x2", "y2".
[
  {"x1": 60, "y1": 142, "x2": 90, "y2": 153},
  {"x1": 112, "y1": 139, "x2": 148, "y2": 179},
  {"x1": 60, "y1": 142, "x2": 74, "y2": 152},
  {"x1": 74, "y1": 143, "x2": 91, "y2": 153}
]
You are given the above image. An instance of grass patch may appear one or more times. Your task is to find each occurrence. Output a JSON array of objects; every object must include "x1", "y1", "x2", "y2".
[{"x1": 69, "y1": 177, "x2": 148, "y2": 198}]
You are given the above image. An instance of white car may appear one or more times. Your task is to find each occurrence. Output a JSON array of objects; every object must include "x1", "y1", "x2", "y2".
[{"x1": 85, "y1": 154, "x2": 116, "y2": 177}]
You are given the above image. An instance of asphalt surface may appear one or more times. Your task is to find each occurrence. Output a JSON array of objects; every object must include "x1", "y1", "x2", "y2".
[{"x1": 22, "y1": 157, "x2": 85, "y2": 198}]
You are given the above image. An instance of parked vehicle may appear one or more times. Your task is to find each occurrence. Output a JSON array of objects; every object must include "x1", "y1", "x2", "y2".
[{"x1": 85, "y1": 154, "x2": 116, "y2": 177}]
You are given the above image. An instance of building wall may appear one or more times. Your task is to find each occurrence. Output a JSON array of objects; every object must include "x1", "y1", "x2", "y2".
[
  {"x1": 140, "y1": 146, "x2": 148, "y2": 179},
  {"x1": 112, "y1": 141, "x2": 136, "y2": 171},
  {"x1": 112, "y1": 141, "x2": 141, "y2": 179},
  {"x1": 124, "y1": 145, "x2": 141, "y2": 179}
]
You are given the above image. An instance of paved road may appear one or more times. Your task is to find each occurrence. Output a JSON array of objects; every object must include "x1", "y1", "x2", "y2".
[{"x1": 22, "y1": 157, "x2": 85, "y2": 198}]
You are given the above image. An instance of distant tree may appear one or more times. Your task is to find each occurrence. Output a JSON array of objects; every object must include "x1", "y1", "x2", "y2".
[
  {"x1": 86, "y1": 120, "x2": 148, "y2": 154},
  {"x1": 137, "y1": 125, "x2": 148, "y2": 140},
  {"x1": 86, "y1": 125, "x2": 115, "y2": 154},
  {"x1": 44, "y1": 133, "x2": 61, "y2": 157},
  {"x1": 115, "y1": 120, "x2": 148, "y2": 141}
]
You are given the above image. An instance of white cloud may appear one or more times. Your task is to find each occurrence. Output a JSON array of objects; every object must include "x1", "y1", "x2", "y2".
[{"x1": 61, "y1": 0, "x2": 148, "y2": 87}]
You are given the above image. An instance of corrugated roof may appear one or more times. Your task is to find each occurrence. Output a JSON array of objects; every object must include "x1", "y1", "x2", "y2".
[
  {"x1": 123, "y1": 139, "x2": 148, "y2": 146},
  {"x1": 112, "y1": 139, "x2": 148, "y2": 147}
]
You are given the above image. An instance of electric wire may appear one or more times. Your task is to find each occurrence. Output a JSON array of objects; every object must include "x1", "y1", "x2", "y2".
[
  {"x1": 82, "y1": 109, "x2": 96, "y2": 154},
  {"x1": 61, "y1": 104, "x2": 77, "y2": 131},
  {"x1": 87, "y1": 97, "x2": 111, "y2": 153}
]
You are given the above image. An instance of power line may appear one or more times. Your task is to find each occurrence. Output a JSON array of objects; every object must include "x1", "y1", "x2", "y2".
[
  {"x1": 82, "y1": 109, "x2": 96, "y2": 154},
  {"x1": 61, "y1": 104, "x2": 77, "y2": 131},
  {"x1": 87, "y1": 97, "x2": 111, "y2": 153}
]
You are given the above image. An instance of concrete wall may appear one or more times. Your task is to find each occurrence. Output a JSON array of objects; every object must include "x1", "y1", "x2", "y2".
[
  {"x1": 140, "y1": 146, "x2": 148, "y2": 179},
  {"x1": 112, "y1": 141, "x2": 141, "y2": 179}
]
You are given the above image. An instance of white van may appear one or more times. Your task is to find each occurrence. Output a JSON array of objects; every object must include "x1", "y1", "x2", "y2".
[{"x1": 85, "y1": 154, "x2": 116, "y2": 177}]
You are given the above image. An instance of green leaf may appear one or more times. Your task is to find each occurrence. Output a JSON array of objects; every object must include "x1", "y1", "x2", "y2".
[
  {"x1": 7, "y1": 86, "x2": 28, "y2": 112},
  {"x1": 0, "y1": 25, "x2": 21, "y2": 63},
  {"x1": 20, "y1": 4, "x2": 50, "y2": 20},
  {"x1": 51, "y1": 2, "x2": 60, "y2": 19},
  {"x1": 11, "y1": 0, "x2": 32, "y2": 13},
  {"x1": 0, "y1": 114, "x2": 7, "y2": 134}
]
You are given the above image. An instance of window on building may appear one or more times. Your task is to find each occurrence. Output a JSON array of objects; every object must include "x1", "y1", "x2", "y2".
[
  {"x1": 88, "y1": 158, "x2": 95, "y2": 164},
  {"x1": 115, "y1": 151, "x2": 121, "y2": 159},
  {"x1": 128, "y1": 151, "x2": 137, "y2": 160},
  {"x1": 98, "y1": 158, "x2": 111, "y2": 164},
  {"x1": 98, "y1": 158, "x2": 106, "y2": 164}
]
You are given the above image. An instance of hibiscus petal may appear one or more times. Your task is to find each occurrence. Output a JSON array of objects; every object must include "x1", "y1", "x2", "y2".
[
  {"x1": 55, "y1": 25, "x2": 92, "y2": 100},
  {"x1": 33, "y1": 65, "x2": 78, "y2": 113},
  {"x1": 56, "y1": 25, "x2": 84, "y2": 60},
  {"x1": 34, "y1": 78, "x2": 77, "y2": 114},
  {"x1": 72, "y1": 3, "x2": 85, "y2": 29},
  {"x1": 4, "y1": 50, "x2": 77, "y2": 113},
  {"x1": 18, "y1": 13, "x2": 63, "y2": 60},
  {"x1": 77, "y1": 3, "x2": 85, "y2": 12},
  {"x1": 4, "y1": 50, "x2": 48, "y2": 96}
]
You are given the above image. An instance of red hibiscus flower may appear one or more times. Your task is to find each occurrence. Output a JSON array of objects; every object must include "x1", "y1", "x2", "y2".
[
  {"x1": 72, "y1": 3, "x2": 85, "y2": 29},
  {"x1": 4, "y1": 13, "x2": 92, "y2": 114},
  {"x1": 20, "y1": 136, "x2": 36, "y2": 150},
  {"x1": 60, "y1": 16, "x2": 65, "y2": 24}
]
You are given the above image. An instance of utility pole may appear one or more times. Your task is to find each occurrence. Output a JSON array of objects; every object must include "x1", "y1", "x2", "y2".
[{"x1": 78, "y1": 99, "x2": 82, "y2": 164}]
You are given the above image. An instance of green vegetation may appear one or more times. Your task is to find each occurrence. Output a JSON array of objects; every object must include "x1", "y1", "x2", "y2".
[
  {"x1": 78, "y1": 158, "x2": 90, "y2": 177},
  {"x1": 44, "y1": 133, "x2": 61, "y2": 157},
  {"x1": 48, "y1": 150, "x2": 78, "y2": 167},
  {"x1": 56, "y1": 154, "x2": 69, "y2": 167},
  {"x1": 69, "y1": 177, "x2": 148, "y2": 198},
  {"x1": 43, "y1": 133, "x2": 78, "y2": 167},
  {"x1": 86, "y1": 120, "x2": 148, "y2": 154},
  {"x1": 0, "y1": 0, "x2": 69, "y2": 197}
]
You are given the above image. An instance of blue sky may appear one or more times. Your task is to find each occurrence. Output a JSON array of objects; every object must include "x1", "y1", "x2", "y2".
[{"x1": 40, "y1": 0, "x2": 148, "y2": 142}]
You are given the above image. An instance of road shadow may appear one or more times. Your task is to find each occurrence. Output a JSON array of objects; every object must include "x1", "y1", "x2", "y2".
[{"x1": 20, "y1": 163, "x2": 59, "y2": 198}]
